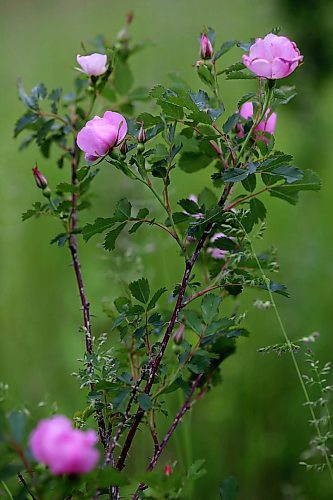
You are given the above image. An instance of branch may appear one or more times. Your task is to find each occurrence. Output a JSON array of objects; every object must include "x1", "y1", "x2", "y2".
[
  {"x1": 116, "y1": 183, "x2": 233, "y2": 470},
  {"x1": 68, "y1": 141, "x2": 107, "y2": 449},
  {"x1": 132, "y1": 374, "x2": 203, "y2": 499}
]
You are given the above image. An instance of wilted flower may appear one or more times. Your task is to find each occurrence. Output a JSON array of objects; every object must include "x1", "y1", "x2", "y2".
[
  {"x1": 76, "y1": 53, "x2": 108, "y2": 77},
  {"x1": 77, "y1": 111, "x2": 127, "y2": 163},
  {"x1": 242, "y1": 33, "x2": 303, "y2": 79},
  {"x1": 200, "y1": 34, "x2": 213, "y2": 60},
  {"x1": 29, "y1": 415, "x2": 99, "y2": 475}
]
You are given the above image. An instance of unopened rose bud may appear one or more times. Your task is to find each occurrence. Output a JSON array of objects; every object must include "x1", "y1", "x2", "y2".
[
  {"x1": 173, "y1": 323, "x2": 185, "y2": 345},
  {"x1": 119, "y1": 139, "x2": 128, "y2": 157},
  {"x1": 137, "y1": 122, "x2": 147, "y2": 144},
  {"x1": 32, "y1": 165, "x2": 48, "y2": 190},
  {"x1": 164, "y1": 464, "x2": 173, "y2": 476},
  {"x1": 200, "y1": 34, "x2": 213, "y2": 60},
  {"x1": 126, "y1": 11, "x2": 134, "y2": 25}
]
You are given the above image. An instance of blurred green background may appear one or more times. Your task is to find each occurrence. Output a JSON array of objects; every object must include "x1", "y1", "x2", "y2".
[{"x1": 1, "y1": 0, "x2": 333, "y2": 498}]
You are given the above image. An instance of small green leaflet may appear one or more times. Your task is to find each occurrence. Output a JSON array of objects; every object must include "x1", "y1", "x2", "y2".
[
  {"x1": 137, "y1": 393, "x2": 152, "y2": 411},
  {"x1": 201, "y1": 294, "x2": 221, "y2": 325},
  {"x1": 129, "y1": 278, "x2": 150, "y2": 304},
  {"x1": 83, "y1": 217, "x2": 115, "y2": 241},
  {"x1": 114, "y1": 198, "x2": 132, "y2": 221},
  {"x1": 103, "y1": 223, "x2": 127, "y2": 251}
]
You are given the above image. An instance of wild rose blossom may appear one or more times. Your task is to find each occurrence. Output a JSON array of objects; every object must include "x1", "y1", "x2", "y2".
[
  {"x1": 29, "y1": 415, "x2": 99, "y2": 475},
  {"x1": 200, "y1": 34, "x2": 213, "y2": 60},
  {"x1": 208, "y1": 232, "x2": 229, "y2": 260},
  {"x1": 76, "y1": 53, "x2": 108, "y2": 77},
  {"x1": 242, "y1": 33, "x2": 303, "y2": 79},
  {"x1": 77, "y1": 111, "x2": 127, "y2": 163},
  {"x1": 239, "y1": 102, "x2": 277, "y2": 142}
]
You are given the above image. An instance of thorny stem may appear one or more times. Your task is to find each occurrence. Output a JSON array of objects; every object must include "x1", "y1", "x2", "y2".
[
  {"x1": 236, "y1": 216, "x2": 333, "y2": 482},
  {"x1": 132, "y1": 374, "x2": 203, "y2": 499},
  {"x1": 68, "y1": 140, "x2": 107, "y2": 449},
  {"x1": 116, "y1": 183, "x2": 232, "y2": 471},
  {"x1": 17, "y1": 474, "x2": 37, "y2": 500},
  {"x1": 105, "y1": 366, "x2": 149, "y2": 466}
]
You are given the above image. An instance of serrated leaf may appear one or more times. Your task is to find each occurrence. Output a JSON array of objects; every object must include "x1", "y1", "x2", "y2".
[
  {"x1": 214, "y1": 40, "x2": 238, "y2": 60},
  {"x1": 82, "y1": 217, "x2": 115, "y2": 241},
  {"x1": 185, "y1": 310, "x2": 203, "y2": 335},
  {"x1": 137, "y1": 393, "x2": 152, "y2": 411},
  {"x1": 179, "y1": 151, "x2": 212, "y2": 173},
  {"x1": 14, "y1": 111, "x2": 39, "y2": 137},
  {"x1": 201, "y1": 294, "x2": 221, "y2": 325},
  {"x1": 158, "y1": 100, "x2": 184, "y2": 119},
  {"x1": 269, "y1": 169, "x2": 321, "y2": 204},
  {"x1": 103, "y1": 223, "x2": 126, "y2": 251},
  {"x1": 178, "y1": 198, "x2": 200, "y2": 215},
  {"x1": 17, "y1": 79, "x2": 38, "y2": 109},
  {"x1": 223, "y1": 113, "x2": 239, "y2": 134},
  {"x1": 189, "y1": 90, "x2": 209, "y2": 111},
  {"x1": 114, "y1": 198, "x2": 132, "y2": 221},
  {"x1": 187, "y1": 459, "x2": 207, "y2": 480},
  {"x1": 22, "y1": 202, "x2": 44, "y2": 221},
  {"x1": 249, "y1": 198, "x2": 266, "y2": 223},
  {"x1": 222, "y1": 163, "x2": 256, "y2": 182},
  {"x1": 129, "y1": 277, "x2": 150, "y2": 304},
  {"x1": 137, "y1": 113, "x2": 163, "y2": 127},
  {"x1": 147, "y1": 287, "x2": 167, "y2": 310},
  {"x1": 271, "y1": 166, "x2": 303, "y2": 184},
  {"x1": 208, "y1": 104, "x2": 225, "y2": 122},
  {"x1": 242, "y1": 173, "x2": 256, "y2": 192}
]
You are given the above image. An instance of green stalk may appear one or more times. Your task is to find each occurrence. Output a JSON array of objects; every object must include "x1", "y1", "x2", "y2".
[{"x1": 237, "y1": 217, "x2": 333, "y2": 482}]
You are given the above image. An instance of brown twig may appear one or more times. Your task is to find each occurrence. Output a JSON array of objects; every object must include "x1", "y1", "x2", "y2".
[{"x1": 116, "y1": 183, "x2": 233, "y2": 471}]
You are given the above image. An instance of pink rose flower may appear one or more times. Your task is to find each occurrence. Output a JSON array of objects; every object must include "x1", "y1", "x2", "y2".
[
  {"x1": 77, "y1": 111, "x2": 127, "y2": 163},
  {"x1": 200, "y1": 34, "x2": 213, "y2": 60},
  {"x1": 76, "y1": 53, "x2": 108, "y2": 77},
  {"x1": 239, "y1": 102, "x2": 277, "y2": 142},
  {"x1": 29, "y1": 415, "x2": 99, "y2": 475},
  {"x1": 242, "y1": 33, "x2": 303, "y2": 79}
]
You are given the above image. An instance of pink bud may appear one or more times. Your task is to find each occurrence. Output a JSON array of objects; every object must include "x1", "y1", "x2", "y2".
[
  {"x1": 137, "y1": 122, "x2": 147, "y2": 143},
  {"x1": 200, "y1": 34, "x2": 213, "y2": 60},
  {"x1": 120, "y1": 139, "x2": 128, "y2": 156},
  {"x1": 239, "y1": 102, "x2": 277, "y2": 143},
  {"x1": 32, "y1": 165, "x2": 48, "y2": 190},
  {"x1": 164, "y1": 464, "x2": 173, "y2": 476},
  {"x1": 173, "y1": 323, "x2": 185, "y2": 345},
  {"x1": 76, "y1": 53, "x2": 108, "y2": 77},
  {"x1": 29, "y1": 415, "x2": 99, "y2": 475},
  {"x1": 77, "y1": 111, "x2": 127, "y2": 163},
  {"x1": 242, "y1": 33, "x2": 303, "y2": 79}
]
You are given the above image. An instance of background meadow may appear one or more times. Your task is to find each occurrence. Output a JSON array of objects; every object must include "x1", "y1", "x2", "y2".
[{"x1": 1, "y1": 0, "x2": 333, "y2": 498}]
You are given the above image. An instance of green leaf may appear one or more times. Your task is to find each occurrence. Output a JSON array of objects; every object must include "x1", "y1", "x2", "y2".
[
  {"x1": 271, "y1": 166, "x2": 303, "y2": 184},
  {"x1": 137, "y1": 112, "x2": 163, "y2": 127},
  {"x1": 222, "y1": 164, "x2": 256, "y2": 182},
  {"x1": 269, "y1": 169, "x2": 321, "y2": 205},
  {"x1": 103, "y1": 223, "x2": 126, "y2": 251},
  {"x1": 226, "y1": 70, "x2": 255, "y2": 80},
  {"x1": 22, "y1": 202, "x2": 44, "y2": 221},
  {"x1": 249, "y1": 198, "x2": 266, "y2": 223},
  {"x1": 83, "y1": 217, "x2": 115, "y2": 242},
  {"x1": 148, "y1": 287, "x2": 167, "y2": 310},
  {"x1": 112, "y1": 388, "x2": 131, "y2": 412},
  {"x1": 197, "y1": 64, "x2": 215, "y2": 88},
  {"x1": 198, "y1": 187, "x2": 218, "y2": 208},
  {"x1": 220, "y1": 476, "x2": 238, "y2": 500},
  {"x1": 185, "y1": 310, "x2": 203, "y2": 335},
  {"x1": 158, "y1": 100, "x2": 184, "y2": 120},
  {"x1": 179, "y1": 152, "x2": 212, "y2": 173},
  {"x1": 94, "y1": 467, "x2": 129, "y2": 488},
  {"x1": 242, "y1": 173, "x2": 256, "y2": 192},
  {"x1": 189, "y1": 90, "x2": 209, "y2": 110},
  {"x1": 178, "y1": 198, "x2": 200, "y2": 215},
  {"x1": 187, "y1": 459, "x2": 207, "y2": 480},
  {"x1": 48, "y1": 88, "x2": 62, "y2": 113},
  {"x1": 113, "y1": 60, "x2": 134, "y2": 95},
  {"x1": 129, "y1": 277, "x2": 150, "y2": 304},
  {"x1": 201, "y1": 294, "x2": 221, "y2": 325},
  {"x1": 223, "y1": 113, "x2": 239, "y2": 134},
  {"x1": 208, "y1": 104, "x2": 225, "y2": 122},
  {"x1": 114, "y1": 198, "x2": 132, "y2": 221},
  {"x1": 137, "y1": 393, "x2": 152, "y2": 411},
  {"x1": 273, "y1": 85, "x2": 297, "y2": 106},
  {"x1": 214, "y1": 40, "x2": 237, "y2": 60},
  {"x1": 267, "y1": 281, "x2": 289, "y2": 298},
  {"x1": 17, "y1": 79, "x2": 38, "y2": 109},
  {"x1": 14, "y1": 111, "x2": 39, "y2": 137},
  {"x1": 56, "y1": 182, "x2": 78, "y2": 194}
]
